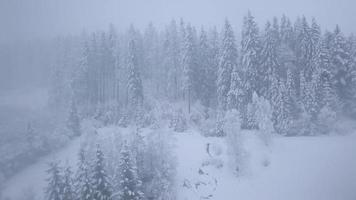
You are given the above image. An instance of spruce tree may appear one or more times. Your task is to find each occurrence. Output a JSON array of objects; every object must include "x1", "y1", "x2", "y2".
[
  {"x1": 280, "y1": 15, "x2": 293, "y2": 47},
  {"x1": 330, "y1": 25, "x2": 353, "y2": 102},
  {"x1": 240, "y1": 12, "x2": 261, "y2": 99},
  {"x1": 198, "y1": 28, "x2": 214, "y2": 108},
  {"x1": 182, "y1": 24, "x2": 198, "y2": 113},
  {"x1": 127, "y1": 39, "x2": 144, "y2": 121},
  {"x1": 76, "y1": 148, "x2": 94, "y2": 200},
  {"x1": 163, "y1": 20, "x2": 181, "y2": 100},
  {"x1": 45, "y1": 162, "x2": 63, "y2": 200},
  {"x1": 260, "y1": 21, "x2": 280, "y2": 99},
  {"x1": 270, "y1": 76, "x2": 289, "y2": 135},
  {"x1": 72, "y1": 38, "x2": 90, "y2": 109},
  {"x1": 62, "y1": 166, "x2": 75, "y2": 200},
  {"x1": 67, "y1": 100, "x2": 81, "y2": 137},
  {"x1": 26, "y1": 122, "x2": 35, "y2": 149},
  {"x1": 92, "y1": 145, "x2": 112, "y2": 200},
  {"x1": 118, "y1": 142, "x2": 144, "y2": 200},
  {"x1": 218, "y1": 19, "x2": 237, "y2": 111}
]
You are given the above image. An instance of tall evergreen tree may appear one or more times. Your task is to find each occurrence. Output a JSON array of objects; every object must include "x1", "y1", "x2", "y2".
[
  {"x1": 127, "y1": 39, "x2": 144, "y2": 117},
  {"x1": 260, "y1": 21, "x2": 280, "y2": 99},
  {"x1": 92, "y1": 145, "x2": 112, "y2": 200},
  {"x1": 280, "y1": 15, "x2": 293, "y2": 47},
  {"x1": 218, "y1": 19, "x2": 237, "y2": 111},
  {"x1": 45, "y1": 162, "x2": 63, "y2": 200},
  {"x1": 330, "y1": 25, "x2": 353, "y2": 102},
  {"x1": 182, "y1": 24, "x2": 198, "y2": 113},
  {"x1": 76, "y1": 148, "x2": 94, "y2": 200},
  {"x1": 270, "y1": 76, "x2": 289, "y2": 135},
  {"x1": 66, "y1": 100, "x2": 81, "y2": 137},
  {"x1": 118, "y1": 142, "x2": 144, "y2": 200},
  {"x1": 62, "y1": 166, "x2": 75, "y2": 200},
  {"x1": 240, "y1": 12, "x2": 261, "y2": 97},
  {"x1": 198, "y1": 28, "x2": 214, "y2": 107},
  {"x1": 163, "y1": 20, "x2": 182, "y2": 100}
]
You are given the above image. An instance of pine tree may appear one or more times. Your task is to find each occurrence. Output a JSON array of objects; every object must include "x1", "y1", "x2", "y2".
[
  {"x1": 92, "y1": 145, "x2": 112, "y2": 200},
  {"x1": 26, "y1": 122, "x2": 35, "y2": 149},
  {"x1": 62, "y1": 166, "x2": 75, "y2": 200},
  {"x1": 218, "y1": 19, "x2": 237, "y2": 111},
  {"x1": 66, "y1": 100, "x2": 81, "y2": 137},
  {"x1": 143, "y1": 23, "x2": 160, "y2": 80},
  {"x1": 198, "y1": 28, "x2": 214, "y2": 108},
  {"x1": 127, "y1": 39, "x2": 144, "y2": 120},
  {"x1": 207, "y1": 27, "x2": 220, "y2": 108},
  {"x1": 72, "y1": 38, "x2": 90, "y2": 110},
  {"x1": 118, "y1": 142, "x2": 144, "y2": 200},
  {"x1": 308, "y1": 18, "x2": 322, "y2": 79},
  {"x1": 316, "y1": 39, "x2": 340, "y2": 111},
  {"x1": 182, "y1": 24, "x2": 198, "y2": 113},
  {"x1": 240, "y1": 12, "x2": 261, "y2": 98},
  {"x1": 285, "y1": 69, "x2": 299, "y2": 119},
  {"x1": 88, "y1": 33, "x2": 100, "y2": 107},
  {"x1": 162, "y1": 20, "x2": 181, "y2": 100},
  {"x1": 270, "y1": 76, "x2": 289, "y2": 135},
  {"x1": 330, "y1": 25, "x2": 353, "y2": 103},
  {"x1": 108, "y1": 24, "x2": 121, "y2": 115},
  {"x1": 45, "y1": 162, "x2": 63, "y2": 200},
  {"x1": 296, "y1": 16, "x2": 313, "y2": 73},
  {"x1": 280, "y1": 15, "x2": 293, "y2": 47},
  {"x1": 76, "y1": 148, "x2": 94, "y2": 200},
  {"x1": 260, "y1": 21, "x2": 280, "y2": 99}
]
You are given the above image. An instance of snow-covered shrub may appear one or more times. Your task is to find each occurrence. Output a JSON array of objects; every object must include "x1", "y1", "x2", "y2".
[
  {"x1": 316, "y1": 106, "x2": 337, "y2": 134},
  {"x1": 200, "y1": 117, "x2": 225, "y2": 137},
  {"x1": 201, "y1": 158, "x2": 224, "y2": 169},
  {"x1": 143, "y1": 130, "x2": 176, "y2": 200},
  {"x1": 169, "y1": 108, "x2": 187, "y2": 132},
  {"x1": 188, "y1": 102, "x2": 206, "y2": 126},
  {"x1": 44, "y1": 126, "x2": 71, "y2": 149},
  {"x1": 200, "y1": 118, "x2": 218, "y2": 137},
  {"x1": 223, "y1": 109, "x2": 247, "y2": 176},
  {"x1": 254, "y1": 94, "x2": 274, "y2": 145},
  {"x1": 66, "y1": 101, "x2": 81, "y2": 137},
  {"x1": 246, "y1": 101, "x2": 258, "y2": 129},
  {"x1": 117, "y1": 114, "x2": 129, "y2": 128},
  {"x1": 288, "y1": 110, "x2": 315, "y2": 136}
]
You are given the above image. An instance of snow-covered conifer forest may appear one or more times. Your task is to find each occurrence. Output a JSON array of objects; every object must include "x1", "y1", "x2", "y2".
[{"x1": 1, "y1": 1, "x2": 356, "y2": 199}]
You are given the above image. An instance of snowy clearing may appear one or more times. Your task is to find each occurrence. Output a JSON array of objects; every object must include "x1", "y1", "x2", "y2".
[{"x1": 2, "y1": 128, "x2": 356, "y2": 200}]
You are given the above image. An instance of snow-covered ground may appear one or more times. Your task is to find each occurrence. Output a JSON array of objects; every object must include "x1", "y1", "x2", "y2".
[
  {"x1": 2, "y1": 128, "x2": 356, "y2": 200},
  {"x1": 1, "y1": 138, "x2": 82, "y2": 200},
  {"x1": 175, "y1": 131, "x2": 356, "y2": 200}
]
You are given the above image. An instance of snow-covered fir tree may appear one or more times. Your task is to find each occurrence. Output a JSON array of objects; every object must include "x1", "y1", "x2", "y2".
[
  {"x1": 92, "y1": 145, "x2": 112, "y2": 200},
  {"x1": 198, "y1": 28, "x2": 214, "y2": 108},
  {"x1": 280, "y1": 15, "x2": 294, "y2": 47},
  {"x1": 126, "y1": 39, "x2": 144, "y2": 120},
  {"x1": 182, "y1": 24, "x2": 198, "y2": 113},
  {"x1": 66, "y1": 100, "x2": 81, "y2": 137},
  {"x1": 45, "y1": 162, "x2": 63, "y2": 200},
  {"x1": 260, "y1": 21, "x2": 280, "y2": 99},
  {"x1": 218, "y1": 20, "x2": 236, "y2": 111},
  {"x1": 118, "y1": 142, "x2": 144, "y2": 200},
  {"x1": 75, "y1": 148, "x2": 94, "y2": 200},
  {"x1": 62, "y1": 166, "x2": 75, "y2": 200}
]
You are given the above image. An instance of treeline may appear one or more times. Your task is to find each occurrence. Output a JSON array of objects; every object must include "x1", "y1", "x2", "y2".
[
  {"x1": 45, "y1": 130, "x2": 175, "y2": 200},
  {"x1": 50, "y1": 12, "x2": 356, "y2": 135}
]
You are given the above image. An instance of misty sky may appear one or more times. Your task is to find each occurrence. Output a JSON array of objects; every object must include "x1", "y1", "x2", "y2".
[{"x1": 1, "y1": 0, "x2": 356, "y2": 43}]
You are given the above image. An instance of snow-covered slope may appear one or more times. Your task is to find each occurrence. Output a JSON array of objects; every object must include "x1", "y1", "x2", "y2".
[
  {"x1": 2, "y1": 129, "x2": 356, "y2": 200},
  {"x1": 1, "y1": 138, "x2": 82, "y2": 200},
  {"x1": 174, "y1": 131, "x2": 356, "y2": 200}
]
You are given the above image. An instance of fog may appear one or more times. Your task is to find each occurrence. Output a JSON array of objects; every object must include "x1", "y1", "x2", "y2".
[
  {"x1": 1, "y1": 0, "x2": 356, "y2": 44},
  {"x1": 1, "y1": 1, "x2": 356, "y2": 200}
]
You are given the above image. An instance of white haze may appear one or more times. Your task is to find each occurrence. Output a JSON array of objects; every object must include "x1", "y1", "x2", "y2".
[{"x1": 1, "y1": 0, "x2": 356, "y2": 44}]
